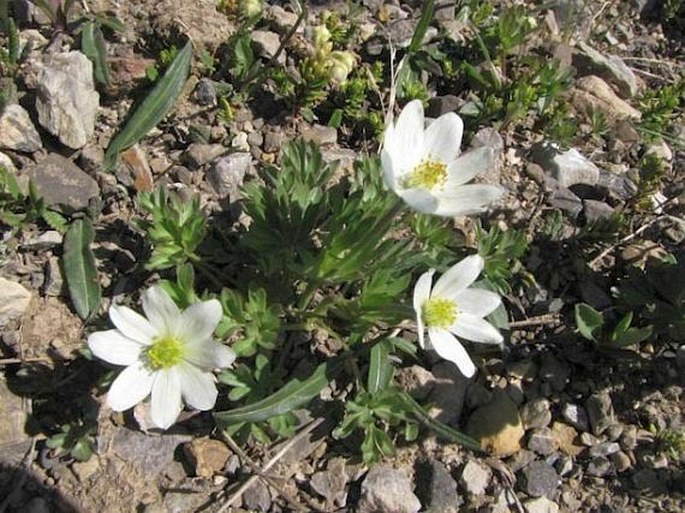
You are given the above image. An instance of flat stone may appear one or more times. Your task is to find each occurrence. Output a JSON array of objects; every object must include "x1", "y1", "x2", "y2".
[
  {"x1": 301, "y1": 124, "x2": 337, "y2": 145},
  {"x1": 466, "y1": 391, "x2": 524, "y2": 456},
  {"x1": 111, "y1": 428, "x2": 192, "y2": 476},
  {"x1": 266, "y1": 5, "x2": 301, "y2": 34},
  {"x1": 585, "y1": 392, "x2": 614, "y2": 436},
  {"x1": 589, "y1": 441, "x2": 621, "y2": 458},
  {"x1": 470, "y1": 127, "x2": 503, "y2": 184},
  {"x1": 460, "y1": 460, "x2": 490, "y2": 496},
  {"x1": 35, "y1": 51, "x2": 99, "y2": 149},
  {"x1": 548, "y1": 185, "x2": 583, "y2": 218},
  {"x1": 0, "y1": 104, "x2": 42, "y2": 152},
  {"x1": 521, "y1": 461, "x2": 560, "y2": 497},
  {"x1": 583, "y1": 199, "x2": 615, "y2": 223},
  {"x1": 183, "y1": 437, "x2": 230, "y2": 477},
  {"x1": 428, "y1": 361, "x2": 470, "y2": 425},
  {"x1": 521, "y1": 399, "x2": 552, "y2": 430},
  {"x1": 587, "y1": 455, "x2": 613, "y2": 477},
  {"x1": 574, "y1": 42, "x2": 640, "y2": 98},
  {"x1": 243, "y1": 479, "x2": 272, "y2": 512},
  {"x1": 528, "y1": 428, "x2": 558, "y2": 456},
  {"x1": 595, "y1": 170, "x2": 637, "y2": 201},
  {"x1": 206, "y1": 152, "x2": 250, "y2": 198},
  {"x1": 22, "y1": 230, "x2": 63, "y2": 251},
  {"x1": 571, "y1": 75, "x2": 641, "y2": 121},
  {"x1": 184, "y1": 143, "x2": 226, "y2": 169},
  {"x1": 531, "y1": 143, "x2": 600, "y2": 188},
  {"x1": 251, "y1": 30, "x2": 283, "y2": 63},
  {"x1": 0, "y1": 376, "x2": 31, "y2": 462},
  {"x1": 263, "y1": 130, "x2": 287, "y2": 153},
  {"x1": 426, "y1": 95, "x2": 460, "y2": 118},
  {"x1": 561, "y1": 403, "x2": 590, "y2": 432},
  {"x1": 310, "y1": 457, "x2": 348, "y2": 506},
  {"x1": 0, "y1": 152, "x2": 17, "y2": 174},
  {"x1": 524, "y1": 496, "x2": 560, "y2": 513},
  {"x1": 28, "y1": 154, "x2": 99, "y2": 213},
  {"x1": 0, "y1": 278, "x2": 32, "y2": 327},
  {"x1": 396, "y1": 365, "x2": 436, "y2": 401},
  {"x1": 358, "y1": 465, "x2": 421, "y2": 513},
  {"x1": 611, "y1": 451, "x2": 632, "y2": 472},
  {"x1": 416, "y1": 459, "x2": 460, "y2": 513}
]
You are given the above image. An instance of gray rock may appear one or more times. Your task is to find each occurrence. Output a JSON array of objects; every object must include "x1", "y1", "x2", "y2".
[
  {"x1": 396, "y1": 365, "x2": 436, "y2": 401},
  {"x1": 0, "y1": 375, "x2": 31, "y2": 463},
  {"x1": 561, "y1": 403, "x2": 590, "y2": 432},
  {"x1": 585, "y1": 393, "x2": 614, "y2": 436},
  {"x1": 163, "y1": 491, "x2": 205, "y2": 513},
  {"x1": 428, "y1": 361, "x2": 470, "y2": 425},
  {"x1": 358, "y1": 465, "x2": 421, "y2": 513},
  {"x1": 0, "y1": 104, "x2": 42, "y2": 152},
  {"x1": 539, "y1": 353, "x2": 570, "y2": 392},
  {"x1": 78, "y1": 145, "x2": 105, "y2": 173},
  {"x1": 310, "y1": 457, "x2": 348, "y2": 506},
  {"x1": 470, "y1": 127, "x2": 503, "y2": 184},
  {"x1": 23, "y1": 497, "x2": 51, "y2": 513},
  {"x1": 611, "y1": 451, "x2": 632, "y2": 473},
  {"x1": 22, "y1": 230, "x2": 63, "y2": 251},
  {"x1": 548, "y1": 186, "x2": 583, "y2": 218},
  {"x1": 465, "y1": 382, "x2": 493, "y2": 409},
  {"x1": 555, "y1": 455, "x2": 574, "y2": 477},
  {"x1": 596, "y1": 170, "x2": 637, "y2": 201},
  {"x1": 247, "y1": 130, "x2": 264, "y2": 149},
  {"x1": 460, "y1": 460, "x2": 490, "y2": 496},
  {"x1": 184, "y1": 143, "x2": 226, "y2": 169},
  {"x1": 571, "y1": 75, "x2": 641, "y2": 121},
  {"x1": 243, "y1": 479, "x2": 272, "y2": 512},
  {"x1": 43, "y1": 256, "x2": 65, "y2": 297},
  {"x1": 111, "y1": 428, "x2": 192, "y2": 474},
  {"x1": 583, "y1": 200, "x2": 615, "y2": 223},
  {"x1": 263, "y1": 130, "x2": 286, "y2": 153},
  {"x1": 587, "y1": 456, "x2": 613, "y2": 477},
  {"x1": 590, "y1": 441, "x2": 621, "y2": 458},
  {"x1": 194, "y1": 78, "x2": 217, "y2": 106},
  {"x1": 426, "y1": 95, "x2": 460, "y2": 118},
  {"x1": 35, "y1": 51, "x2": 99, "y2": 149},
  {"x1": 417, "y1": 459, "x2": 460, "y2": 513},
  {"x1": 0, "y1": 152, "x2": 17, "y2": 174},
  {"x1": 521, "y1": 399, "x2": 552, "y2": 430},
  {"x1": 28, "y1": 154, "x2": 99, "y2": 213},
  {"x1": 524, "y1": 496, "x2": 560, "y2": 513},
  {"x1": 206, "y1": 152, "x2": 250, "y2": 199},
  {"x1": 301, "y1": 124, "x2": 337, "y2": 146},
  {"x1": 528, "y1": 428, "x2": 557, "y2": 456},
  {"x1": 267, "y1": 5, "x2": 300, "y2": 34},
  {"x1": 0, "y1": 277, "x2": 32, "y2": 327},
  {"x1": 531, "y1": 143, "x2": 600, "y2": 188},
  {"x1": 321, "y1": 148, "x2": 357, "y2": 176},
  {"x1": 251, "y1": 30, "x2": 283, "y2": 63},
  {"x1": 575, "y1": 42, "x2": 639, "y2": 98},
  {"x1": 521, "y1": 461, "x2": 560, "y2": 497},
  {"x1": 385, "y1": 18, "x2": 437, "y2": 49}
]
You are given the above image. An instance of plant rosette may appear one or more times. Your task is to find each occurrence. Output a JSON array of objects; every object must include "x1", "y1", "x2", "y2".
[
  {"x1": 88, "y1": 286, "x2": 236, "y2": 429},
  {"x1": 381, "y1": 100, "x2": 503, "y2": 217},
  {"x1": 413, "y1": 254, "x2": 503, "y2": 376}
]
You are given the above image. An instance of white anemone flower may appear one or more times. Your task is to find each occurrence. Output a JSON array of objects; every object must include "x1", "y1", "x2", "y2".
[
  {"x1": 381, "y1": 100, "x2": 503, "y2": 217},
  {"x1": 88, "y1": 286, "x2": 236, "y2": 429},
  {"x1": 413, "y1": 255, "x2": 503, "y2": 377}
]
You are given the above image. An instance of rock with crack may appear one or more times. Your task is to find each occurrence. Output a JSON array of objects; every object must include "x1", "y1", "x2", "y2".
[
  {"x1": 35, "y1": 51, "x2": 99, "y2": 149},
  {"x1": 574, "y1": 42, "x2": 640, "y2": 98},
  {"x1": 0, "y1": 104, "x2": 42, "y2": 153},
  {"x1": 357, "y1": 464, "x2": 421, "y2": 513}
]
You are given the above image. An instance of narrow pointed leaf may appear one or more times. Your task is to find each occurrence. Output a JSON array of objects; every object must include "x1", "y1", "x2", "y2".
[
  {"x1": 214, "y1": 359, "x2": 342, "y2": 425},
  {"x1": 63, "y1": 218, "x2": 101, "y2": 320},
  {"x1": 367, "y1": 339, "x2": 394, "y2": 394},
  {"x1": 81, "y1": 21, "x2": 110, "y2": 85},
  {"x1": 401, "y1": 391, "x2": 482, "y2": 452},
  {"x1": 103, "y1": 40, "x2": 192, "y2": 170}
]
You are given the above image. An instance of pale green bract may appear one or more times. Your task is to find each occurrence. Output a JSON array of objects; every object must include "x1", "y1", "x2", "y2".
[
  {"x1": 381, "y1": 100, "x2": 504, "y2": 217},
  {"x1": 88, "y1": 286, "x2": 236, "y2": 429},
  {"x1": 413, "y1": 254, "x2": 503, "y2": 377}
]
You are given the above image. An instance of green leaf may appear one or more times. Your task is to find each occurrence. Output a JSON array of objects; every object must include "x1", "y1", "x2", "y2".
[
  {"x1": 81, "y1": 21, "x2": 110, "y2": 85},
  {"x1": 574, "y1": 303, "x2": 604, "y2": 342},
  {"x1": 103, "y1": 40, "x2": 192, "y2": 170},
  {"x1": 408, "y1": 0, "x2": 435, "y2": 53},
  {"x1": 401, "y1": 391, "x2": 482, "y2": 451},
  {"x1": 367, "y1": 339, "x2": 394, "y2": 394},
  {"x1": 63, "y1": 218, "x2": 101, "y2": 320},
  {"x1": 214, "y1": 359, "x2": 342, "y2": 425}
]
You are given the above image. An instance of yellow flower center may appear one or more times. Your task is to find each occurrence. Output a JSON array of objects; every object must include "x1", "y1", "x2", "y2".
[
  {"x1": 402, "y1": 158, "x2": 448, "y2": 190},
  {"x1": 422, "y1": 297, "x2": 458, "y2": 329},
  {"x1": 146, "y1": 336, "x2": 185, "y2": 369}
]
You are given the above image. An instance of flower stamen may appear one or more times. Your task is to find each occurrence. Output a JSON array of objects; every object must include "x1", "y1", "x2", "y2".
[
  {"x1": 422, "y1": 297, "x2": 458, "y2": 329},
  {"x1": 402, "y1": 158, "x2": 448, "y2": 190},
  {"x1": 146, "y1": 337, "x2": 185, "y2": 369}
]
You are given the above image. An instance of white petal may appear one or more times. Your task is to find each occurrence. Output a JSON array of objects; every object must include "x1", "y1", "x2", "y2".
[
  {"x1": 452, "y1": 288, "x2": 502, "y2": 317},
  {"x1": 150, "y1": 368, "x2": 183, "y2": 429},
  {"x1": 107, "y1": 363, "x2": 154, "y2": 411},
  {"x1": 445, "y1": 146, "x2": 495, "y2": 187},
  {"x1": 432, "y1": 184, "x2": 504, "y2": 217},
  {"x1": 452, "y1": 313, "x2": 503, "y2": 344},
  {"x1": 381, "y1": 149, "x2": 397, "y2": 190},
  {"x1": 432, "y1": 255, "x2": 484, "y2": 298},
  {"x1": 413, "y1": 270, "x2": 434, "y2": 349},
  {"x1": 184, "y1": 340, "x2": 236, "y2": 370},
  {"x1": 398, "y1": 188, "x2": 439, "y2": 214},
  {"x1": 424, "y1": 112, "x2": 463, "y2": 163},
  {"x1": 176, "y1": 299, "x2": 223, "y2": 343},
  {"x1": 391, "y1": 100, "x2": 425, "y2": 157},
  {"x1": 428, "y1": 327, "x2": 476, "y2": 377},
  {"x1": 142, "y1": 286, "x2": 181, "y2": 335},
  {"x1": 88, "y1": 330, "x2": 144, "y2": 366},
  {"x1": 109, "y1": 304, "x2": 156, "y2": 345},
  {"x1": 177, "y1": 362, "x2": 218, "y2": 411}
]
